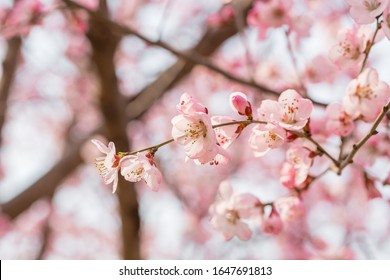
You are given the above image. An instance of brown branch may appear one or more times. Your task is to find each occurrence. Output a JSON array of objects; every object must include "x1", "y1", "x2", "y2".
[
  {"x1": 285, "y1": 30, "x2": 307, "y2": 96},
  {"x1": 291, "y1": 131, "x2": 339, "y2": 167},
  {"x1": 36, "y1": 207, "x2": 52, "y2": 260},
  {"x1": 86, "y1": 1, "x2": 140, "y2": 259},
  {"x1": 0, "y1": 36, "x2": 21, "y2": 146},
  {"x1": 124, "y1": 1, "x2": 266, "y2": 120},
  {"x1": 64, "y1": 1, "x2": 292, "y2": 96},
  {"x1": 0, "y1": 132, "x2": 89, "y2": 219},
  {"x1": 64, "y1": 0, "x2": 329, "y2": 108},
  {"x1": 359, "y1": 17, "x2": 381, "y2": 74},
  {"x1": 337, "y1": 101, "x2": 390, "y2": 175}
]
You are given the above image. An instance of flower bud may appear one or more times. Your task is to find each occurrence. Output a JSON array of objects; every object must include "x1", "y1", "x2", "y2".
[
  {"x1": 229, "y1": 92, "x2": 252, "y2": 117},
  {"x1": 262, "y1": 207, "x2": 283, "y2": 235}
]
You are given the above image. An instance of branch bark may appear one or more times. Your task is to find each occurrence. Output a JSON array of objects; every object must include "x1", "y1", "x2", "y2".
[
  {"x1": 86, "y1": 2, "x2": 140, "y2": 259},
  {"x1": 1, "y1": 135, "x2": 85, "y2": 219},
  {"x1": 0, "y1": 36, "x2": 21, "y2": 146},
  {"x1": 337, "y1": 101, "x2": 390, "y2": 174}
]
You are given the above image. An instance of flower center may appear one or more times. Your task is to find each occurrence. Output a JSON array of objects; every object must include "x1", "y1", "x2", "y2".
[
  {"x1": 225, "y1": 209, "x2": 240, "y2": 224},
  {"x1": 184, "y1": 120, "x2": 207, "y2": 140},
  {"x1": 356, "y1": 84, "x2": 373, "y2": 99},
  {"x1": 129, "y1": 167, "x2": 144, "y2": 181},
  {"x1": 340, "y1": 41, "x2": 361, "y2": 60},
  {"x1": 268, "y1": 131, "x2": 277, "y2": 141},
  {"x1": 282, "y1": 105, "x2": 298, "y2": 124}
]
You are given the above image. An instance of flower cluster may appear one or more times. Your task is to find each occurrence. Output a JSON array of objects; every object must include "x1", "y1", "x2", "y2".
[
  {"x1": 344, "y1": 0, "x2": 390, "y2": 39},
  {"x1": 171, "y1": 93, "x2": 230, "y2": 165},
  {"x1": 209, "y1": 181, "x2": 260, "y2": 241},
  {"x1": 92, "y1": 139, "x2": 162, "y2": 193},
  {"x1": 92, "y1": 64, "x2": 389, "y2": 241},
  {"x1": 209, "y1": 181, "x2": 305, "y2": 239},
  {"x1": 325, "y1": 68, "x2": 390, "y2": 136},
  {"x1": 345, "y1": 0, "x2": 389, "y2": 24}
]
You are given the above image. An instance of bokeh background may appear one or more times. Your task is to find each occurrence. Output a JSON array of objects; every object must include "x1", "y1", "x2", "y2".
[{"x1": 0, "y1": 0, "x2": 390, "y2": 259}]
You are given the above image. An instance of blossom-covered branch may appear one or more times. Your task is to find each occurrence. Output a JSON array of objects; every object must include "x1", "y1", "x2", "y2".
[{"x1": 92, "y1": 90, "x2": 323, "y2": 193}]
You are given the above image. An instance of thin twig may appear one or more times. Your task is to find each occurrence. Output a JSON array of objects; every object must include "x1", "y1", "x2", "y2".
[
  {"x1": 292, "y1": 131, "x2": 339, "y2": 167},
  {"x1": 337, "y1": 101, "x2": 390, "y2": 174},
  {"x1": 63, "y1": 0, "x2": 328, "y2": 107},
  {"x1": 232, "y1": 1, "x2": 255, "y2": 81},
  {"x1": 338, "y1": 136, "x2": 346, "y2": 162},
  {"x1": 359, "y1": 16, "x2": 381, "y2": 74},
  {"x1": 285, "y1": 30, "x2": 307, "y2": 96},
  {"x1": 121, "y1": 119, "x2": 337, "y2": 170}
]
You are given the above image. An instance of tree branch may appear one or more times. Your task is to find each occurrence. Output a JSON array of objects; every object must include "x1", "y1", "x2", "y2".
[
  {"x1": 123, "y1": 1, "x2": 273, "y2": 120},
  {"x1": 0, "y1": 37, "x2": 22, "y2": 146},
  {"x1": 337, "y1": 101, "x2": 390, "y2": 174},
  {"x1": 359, "y1": 17, "x2": 381, "y2": 74},
  {"x1": 86, "y1": 1, "x2": 140, "y2": 259},
  {"x1": 1, "y1": 133, "x2": 88, "y2": 219},
  {"x1": 63, "y1": 0, "x2": 331, "y2": 108}
]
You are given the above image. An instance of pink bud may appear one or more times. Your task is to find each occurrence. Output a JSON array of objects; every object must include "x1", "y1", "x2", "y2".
[
  {"x1": 229, "y1": 92, "x2": 252, "y2": 117},
  {"x1": 262, "y1": 207, "x2": 283, "y2": 235}
]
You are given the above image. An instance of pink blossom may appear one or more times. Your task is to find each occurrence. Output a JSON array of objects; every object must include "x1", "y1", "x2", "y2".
[
  {"x1": 248, "y1": 123, "x2": 286, "y2": 157},
  {"x1": 280, "y1": 162, "x2": 312, "y2": 190},
  {"x1": 343, "y1": 68, "x2": 390, "y2": 122},
  {"x1": 229, "y1": 91, "x2": 252, "y2": 117},
  {"x1": 353, "y1": 133, "x2": 390, "y2": 166},
  {"x1": 258, "y1": 89, "x2": 313, "y2": 130},
  {"x1": 120, "y1": 153, "x2": 162, "y2": 192},
  {"x1": 382, "y1": 7, "x2": 390, "y2": 39},
  {"x1": 176, "y1": 93, "x2": 208, "y2": 115},
  {"x1": 207, "y1": 5, "x2": 234, "y2": 27},
  {"x1": 325, "y1": 102, "x2": 355, "y2": 137},
  {"x1": 304, "y1": 55, "x2": 336, "y2": 84},
  {"x1": 345, "y1": 0, "x2": 389, "y2": 24},
  {"x1": 211, "y1": 116, "x2": 241, "y2": 149},
  {"x1": 193, "y1": 144, "x2": 231, "y2": 166},
  {"x1": 285, "y1": 140, "x2": 315, "y2": 186},
  {"x1": 6, "y1": 0, "x2": 44, "y2": 26},
  {"x1": 288, "y1": 14, "x2": 312, "y2": 40},
  {"x1": 78, "y1": 0, "x2": 99, "y2": 10},
  {"x1": 329, "y1": 25, "x2": 375, "y2": 69},
  {"x1": 262, "y1": 207, "x2": 283, "y2": 234},
  {"x1": 2, "y1": 0, "x2": 44, "y2": 38},
  {"x1": 254, "y1": 61, "x2": 286, "y2": 91},
  {"x1": 0, "y1": 214, "x2": 11, "y2": 237},
  {"x1": 275, "y1": 196, "x2": 304, "y2": 221},
  {"x1": 280, "y1": 162, "x2": 296, "y2": 189},
  {"x1": 248, "y1": 0, "x2": 292, "y2": 39},
  {"x1": 209, "y1": 181, "x2": 260, "y2": 241},
  {"x1": 91, "y1": 139, "x2": 121, "y2": 193},
  {"x1": 171, "y1": 112, "x2": 218, "y2": 164}
]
